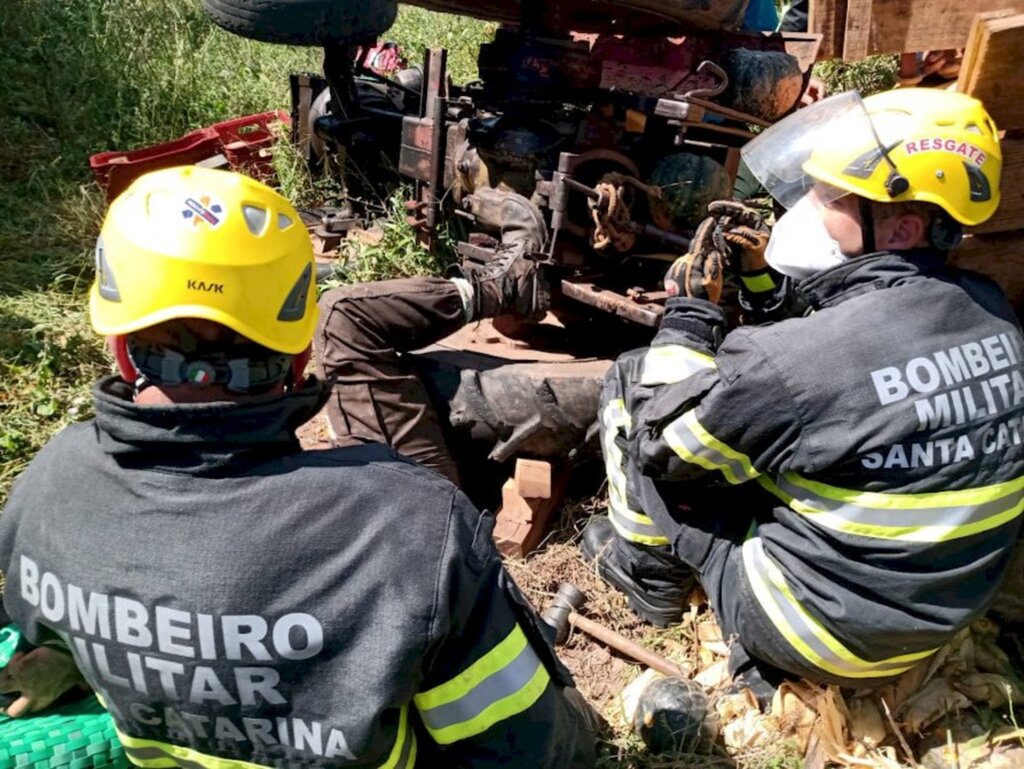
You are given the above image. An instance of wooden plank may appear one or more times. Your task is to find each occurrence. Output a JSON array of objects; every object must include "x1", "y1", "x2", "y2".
[
  {"x1": 842, "y1": 0, "x2": 874, "y2": 60},
  {"x1": 809, "y1": 0, "x2": 849, "y2": 60},
  {"x1": 842, "y1": 0, "x2": 1024, "y2": 60},
  {"x1": 958, "y1": 12, "x2": 1024, "y2": 132},
  {"x1": 969, "y1": 136, "x2": 1024, "y2": 235},
  {"x1": 949, "y1": 230, "x2": 1024, "y2": 316}
]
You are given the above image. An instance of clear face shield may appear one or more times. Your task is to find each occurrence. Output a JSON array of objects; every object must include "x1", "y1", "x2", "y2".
[{"x1": 741, "y1": 91, "x2": 881, "y2": 210}]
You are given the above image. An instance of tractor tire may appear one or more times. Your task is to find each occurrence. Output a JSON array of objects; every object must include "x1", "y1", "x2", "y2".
[{"x1": 202, "y1": 0, "x2": 397, "y2": 46}]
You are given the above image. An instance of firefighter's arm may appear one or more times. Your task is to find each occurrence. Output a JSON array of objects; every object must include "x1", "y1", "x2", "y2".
[
  {"x1": 630, "y1": 328, "x2": 802, "y2": 485},
  {"x1": 414, "y1": 490, "x2": 597, "y2": 769}
]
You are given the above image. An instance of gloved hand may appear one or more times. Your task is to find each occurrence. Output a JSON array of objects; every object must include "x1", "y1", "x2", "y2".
[
  {"x1": 664, "y1": 216, "x2": 727, "y2": 304},
  {"x1": 706, "y1": 200, "x2": 770, "y2": 274}
]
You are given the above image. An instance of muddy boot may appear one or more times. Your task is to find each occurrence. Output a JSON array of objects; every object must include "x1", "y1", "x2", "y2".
[
  {"x1": 462, "y1": 240, "x2": 549, "y2": 321},
  {"x1": 580, "y1": 515, "x2": 694, "y2": 628}
]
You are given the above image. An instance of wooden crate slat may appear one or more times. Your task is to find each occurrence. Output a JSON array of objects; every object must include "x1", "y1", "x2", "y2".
[
  {"x1": 840, "y1": 0, "x2": 1024, "y2": 60},
  {"x1": 810, "y1": 0, "x2": 850, "y2": 59},
  {"x1": 958, "y1": 11, "x2": 1024, "y2": 131},
  {"x1": 970, "y1": 136, "x2": 1024, "y2": 235}
]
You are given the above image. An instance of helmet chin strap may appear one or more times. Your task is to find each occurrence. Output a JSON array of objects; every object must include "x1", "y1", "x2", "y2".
[
  {"x1": 110, "y1": 335, "x2": 309, "y2": 395},
  {"x1": 858, "y1": 197, "x2": 877, "y2": 255},
  {"x1": 112, "y1": 335, "x2": 139, "y2": 384}
]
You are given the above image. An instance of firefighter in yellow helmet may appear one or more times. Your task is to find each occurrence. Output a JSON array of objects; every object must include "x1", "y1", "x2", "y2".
[
  {"x1": 583, "y1": 88, "x2": 1024, "y2": 714},
  {"x1": 0, "y1": 166, "x2": 597, "y2": 767}
]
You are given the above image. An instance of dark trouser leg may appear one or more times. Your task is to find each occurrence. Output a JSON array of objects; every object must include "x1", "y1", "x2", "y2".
[
  {"x1": 315, "y1": 277, "x2": 466, "y2": 484},
  {"x1": 642, "y1": 483, "x2": 815, "y2": 697}
]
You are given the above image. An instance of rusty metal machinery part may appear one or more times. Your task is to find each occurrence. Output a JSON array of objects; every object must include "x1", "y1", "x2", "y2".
[{"x1": 288, "y1": 22, "x2": 820, "y2": 328}]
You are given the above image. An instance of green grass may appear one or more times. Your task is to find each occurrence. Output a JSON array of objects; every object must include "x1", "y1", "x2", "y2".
[
  {"x1": 0, "y1": 0, "x2": 489, "y2": 502},
  {"x1": 815, "y1": 54, "x2": 899, "y2": 96}
]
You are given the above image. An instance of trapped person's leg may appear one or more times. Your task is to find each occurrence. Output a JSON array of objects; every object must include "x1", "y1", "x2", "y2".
[{"x1": 316, "y1": 277, "x2": 467, "y2": 483}]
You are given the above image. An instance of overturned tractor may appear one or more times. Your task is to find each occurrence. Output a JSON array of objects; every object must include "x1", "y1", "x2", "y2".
[{"x1": 203, "y1": 0, "x2": 819, "y2": 539}]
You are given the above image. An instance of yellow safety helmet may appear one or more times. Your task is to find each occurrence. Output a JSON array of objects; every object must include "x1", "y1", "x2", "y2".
[
  {"x1": 89, "y1": 166, "x2": 316, "y2": 354},
  {"x1": 743, "y1": 89, "x2": 1002, "y2": 226}
]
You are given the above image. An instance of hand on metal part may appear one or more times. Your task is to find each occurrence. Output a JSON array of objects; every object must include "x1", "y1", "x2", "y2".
[
  {"x1": 707, "y1": 200, "x2": 771, "y2": 274},
  {"x1": 664, "y1": 216, "x2": 727, "y2": 304},
  {"x1": 0, "y1": 646, "x2": 86, "y2": 717}
]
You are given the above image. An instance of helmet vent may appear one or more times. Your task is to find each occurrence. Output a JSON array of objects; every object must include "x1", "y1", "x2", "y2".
[
  {"x1": 277, "y1": 213, "x2": 294, "y2": 230},
  {"x1": 964, "y1": 161, "x2": 992, "y2": 203},
  {"x1": 965, "y1": 122, "x2": 982, "y2": 135},
  {"x1": 278, "y1": 263, "x2": 312, "y2": 322},
  {"x1": 243, "y1": 204, "x2": 268, "y2": 235},
  {"x1": 95, "y1": 236, "x2": 121, "y2": 302}
]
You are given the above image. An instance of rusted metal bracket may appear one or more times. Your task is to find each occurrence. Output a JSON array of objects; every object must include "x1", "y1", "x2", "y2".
[
  {"x1": 400, "y1": 48, "x2": 449, "y2": 250},
  {"x1": 561, "y1": 279, "x2": 665, "y2": 327}
]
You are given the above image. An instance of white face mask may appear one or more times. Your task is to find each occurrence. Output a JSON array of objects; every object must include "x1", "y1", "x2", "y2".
[{"x1": 764, "y1": 194, "x2": 848, "y2": 280}]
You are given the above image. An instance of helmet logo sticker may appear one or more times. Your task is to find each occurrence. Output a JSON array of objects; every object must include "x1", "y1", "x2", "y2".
[
  {"x1": 187, "y1": 279, "x2": 225, "y2": 293},
  {"x1": 905, "y1": 138, "x2": 988, "y2": 166},
  {"x1": 184, "y1": 360, "x2": 216, "y2": 386},
  {"x1": 843, "y1": 140, "x2": 903, "y2": 180},
  {"x1": 182, "y1": 195, "x2": 226, "y2": 228}
]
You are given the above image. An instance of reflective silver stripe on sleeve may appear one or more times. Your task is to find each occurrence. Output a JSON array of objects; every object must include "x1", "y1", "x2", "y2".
[
  {"x1": 416, "y1": 640, "x2": 543, "y2": 733},
  {"x1": 741, "y1": 537, "x2": 934, "y2": 679},
  {"x1": 414, "y1": 624, "x2": 550, "y2": 744},
  {"x1": 663, "y1": 411, "x2": 760, "y2": 484}
]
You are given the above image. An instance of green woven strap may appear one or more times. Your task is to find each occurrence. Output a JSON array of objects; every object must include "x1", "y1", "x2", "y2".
[{"x1": 0, "y1": 625, "x2": 129, "y2": 769}]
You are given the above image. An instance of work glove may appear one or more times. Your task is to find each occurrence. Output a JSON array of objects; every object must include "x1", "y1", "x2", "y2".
[
  {"x1": 664, "y1": 216, "x2": 727, "y2": 304},
  {"x1": 706, "y1": 200, "x2": 771, "y2": 274}
]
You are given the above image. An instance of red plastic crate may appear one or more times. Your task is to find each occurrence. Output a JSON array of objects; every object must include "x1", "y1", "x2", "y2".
[
  {"x1": 89, "y1": 110, "x2": 292, "y2": 200},
  {"x1": 90, "y1": 128, "x2": 223, "y2": 202},
  {"x1": 209, "y1": 110, "x2": 291, "y2": 183}
]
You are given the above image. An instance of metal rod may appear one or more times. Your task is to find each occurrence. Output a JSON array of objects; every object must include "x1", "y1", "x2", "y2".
[
  {"x1": 681, "y1": 96, "x2": 772, "y2": 128},
  {"x1": 563, "y1": 177, "x2": 601, "y2": 200},
  {"x1": 638, "y1": 224, "x2": 691, "y2": 250}
]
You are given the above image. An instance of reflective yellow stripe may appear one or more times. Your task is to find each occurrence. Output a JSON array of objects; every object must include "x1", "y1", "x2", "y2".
[
  {"x1": 117, "y1": 706, "x2": 415, "y2": 769},
  {"x1": 608, "y1": 496, "x2": 671, "y2": 546},
  {"x1": 663, "y1": 411, "x2": 760, "y2": 484},
  {"x1": 414, "y1": 625, "x2": 550, "y2": 744},
  {"x1": 118, "y1": 731, "x2": 271, "y2": 769},
  {"x1": 758, "y1": 472, "x2": 1024, "y2": 542},
  {"x1": 380, "y1": 704, "x2": 417, "y2": 769},
  {"x1": 639, "y1": 345, "x2": 716, "y2": 386},
  {"x1": 740, "y1": 272, "x2": 776, "y2": 293},
  {"x1": 741, "y1": 537, "x2": 936, "y2": 679},
  {"x1": 601, "y1": 399, "x2": 669, "y2": 545}
]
